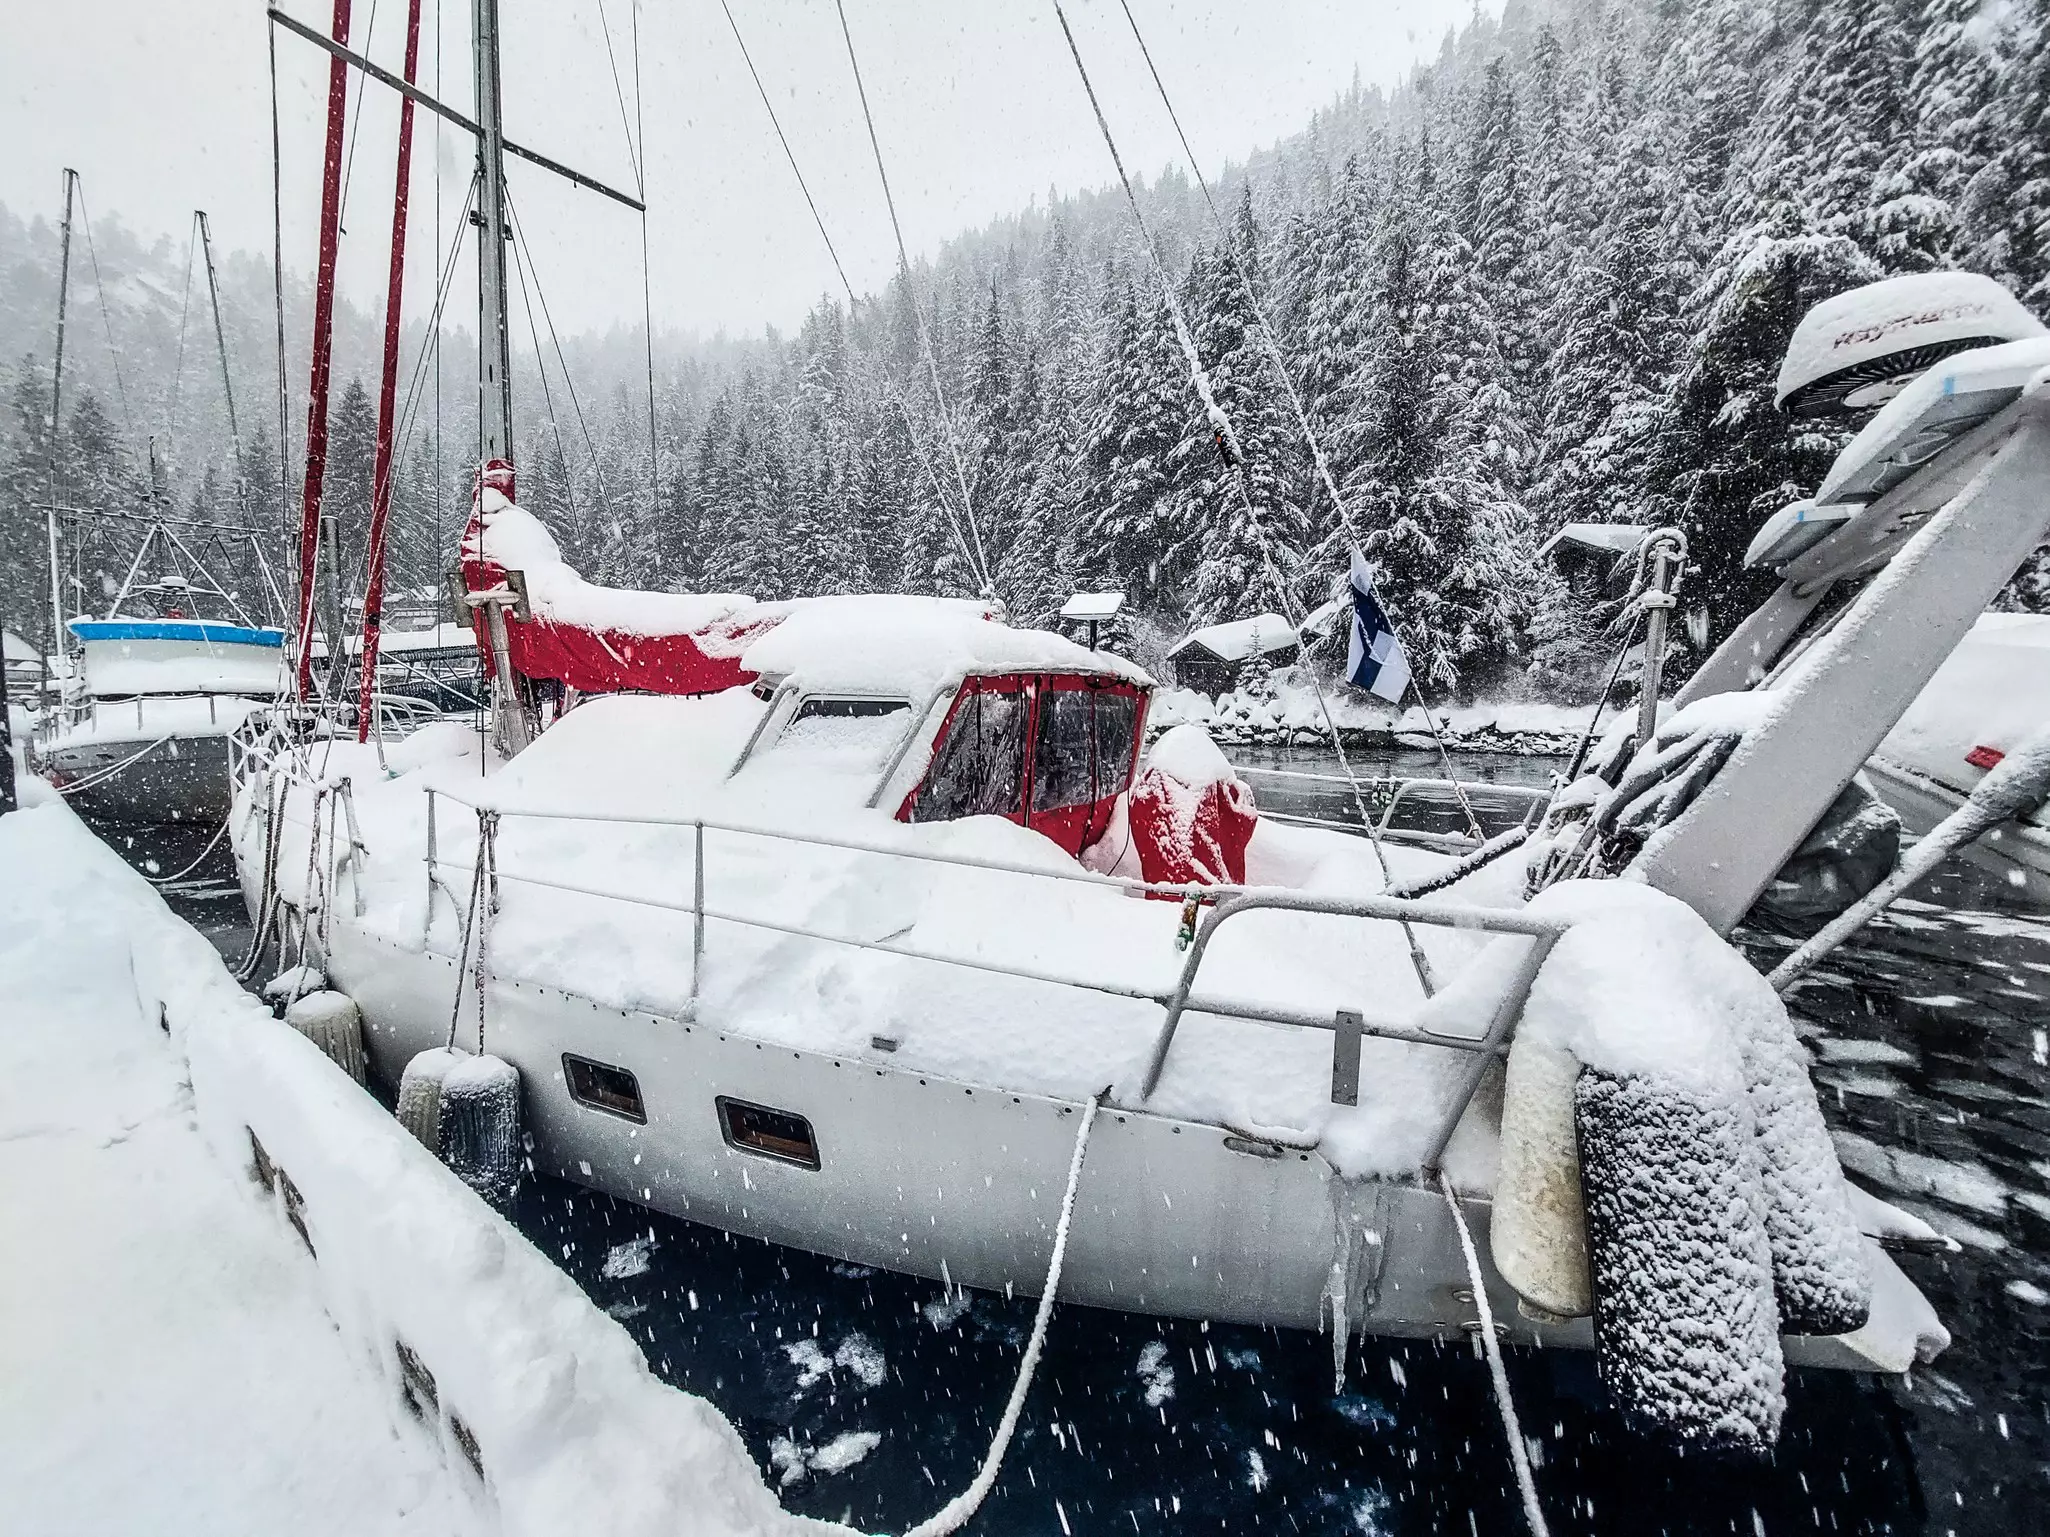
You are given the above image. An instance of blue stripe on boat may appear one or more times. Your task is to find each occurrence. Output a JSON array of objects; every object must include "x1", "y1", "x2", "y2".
[{"x1": 68, "y1": 619, "x2": 287, "y2": 648}]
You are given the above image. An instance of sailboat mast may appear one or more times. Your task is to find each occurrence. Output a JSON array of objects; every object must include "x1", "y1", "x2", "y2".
[
  {"x1": 46, "y1": 168, "x2": 77, "y2": 677},
  {"x1": 473, "y1": 0, "x2": 513, "y2": 467}
]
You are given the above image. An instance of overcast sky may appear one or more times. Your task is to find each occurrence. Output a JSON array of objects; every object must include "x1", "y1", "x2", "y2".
[{"x1": 6, "y1": 0, "x2": 1486, "y2": 339}]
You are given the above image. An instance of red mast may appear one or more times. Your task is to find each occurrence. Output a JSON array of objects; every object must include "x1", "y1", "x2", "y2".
[
  {"x1": 293, "y1": 0, "x2": 353, "y2": 701},
  {"x1": 356, "y1": 0, "x2": 424, "y2": 741}
]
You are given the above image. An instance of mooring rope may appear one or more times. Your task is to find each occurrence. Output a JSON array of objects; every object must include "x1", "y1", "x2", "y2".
[
  {"x1": 143, "y1": 811, "x2": 235, "y2": 888},
  {"x1": 900, "y1": 1092, "x2": 1104, "y2": 1537},
  {"x1": 1438, "y1": 1171, "x2": 1550, "y2": 1537},
  {"x1": 46, "y1": 733, "x2": 178, "y2": 798}
]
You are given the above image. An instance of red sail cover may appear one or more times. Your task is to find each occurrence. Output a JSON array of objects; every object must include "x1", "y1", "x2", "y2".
[
  {"x1": 1127, "y1": 763, "x2": 1257, "y2": 887},
  {"x1": 460, "y1": 462, "x2": 782, "y2": 696}
]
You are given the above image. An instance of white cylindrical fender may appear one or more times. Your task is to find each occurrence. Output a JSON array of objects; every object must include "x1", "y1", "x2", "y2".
[
  {"x1": 283, "y1": 989, "x2": 367, "y2": 1086},
  {"x1": 441, "y1": 1054, "x2": 523, "y2": 1208},
  {"x1": 397, "y1": 1047, "x2": 466, "y2": 1156},
  {"x1": 1490, "y1": 1036, "x2": 1592, "y2": 1319}
]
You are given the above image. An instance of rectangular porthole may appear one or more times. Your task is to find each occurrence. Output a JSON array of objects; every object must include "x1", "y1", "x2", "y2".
[
  {"x1": 716, "y1": 1096, "x2": 820, "y2": 1170},
  {"x1": 563, "y1": 1054, "x2": 647, "y2": 1123}
]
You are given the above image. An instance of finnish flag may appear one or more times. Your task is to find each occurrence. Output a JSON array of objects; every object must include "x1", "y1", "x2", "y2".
[{"x1": 1344, "y1": 552, "x2": 1412, "y2": 704}]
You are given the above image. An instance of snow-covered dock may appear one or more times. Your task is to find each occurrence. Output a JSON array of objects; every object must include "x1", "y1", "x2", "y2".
[{"x1": 0, "y1": 786, "x2": 833, "y2": 1537}]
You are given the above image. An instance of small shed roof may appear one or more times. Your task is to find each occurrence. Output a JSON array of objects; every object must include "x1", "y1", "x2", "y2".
[
  {"x1": 1536, "y1": 523, "x2": 1649, "y2": 563},
  {"x1": 1167, "y1": 613, "x2": 1299, "y2": 664}
]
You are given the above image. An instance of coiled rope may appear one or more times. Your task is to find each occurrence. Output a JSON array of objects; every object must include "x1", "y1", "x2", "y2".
[
  {"x1": 901, "y1": 1092, "x2": 1103, "y2": 1537},
  {"x1": 1438, "y1": 1171, "x2": 1550, "y2": 1537}
]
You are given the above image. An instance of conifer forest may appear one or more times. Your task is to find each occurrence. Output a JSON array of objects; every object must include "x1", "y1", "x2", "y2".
[{"x1": 6, "y1": 0, "x2": 2050, "y2": 698}]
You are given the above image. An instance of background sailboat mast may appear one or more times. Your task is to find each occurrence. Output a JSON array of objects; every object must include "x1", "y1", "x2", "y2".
[
  {"x1": 473, "y1": 0, "x2": 513, "y2": 469},
  {"x1": 46, "y1": 169, "x2": 77, "y2": 674}
]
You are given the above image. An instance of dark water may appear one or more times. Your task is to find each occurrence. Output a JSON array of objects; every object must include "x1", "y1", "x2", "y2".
[{"x1": 129, "y1": 745, "x2": 2050, "y2": 1535}]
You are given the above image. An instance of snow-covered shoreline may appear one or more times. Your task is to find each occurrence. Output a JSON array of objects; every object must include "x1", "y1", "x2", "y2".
[
  {"x1": 0, "y1": 788, "x2": 838, "y2": 1537},
  {"x1": 1150, "y1": 674, "x2": 1585, "y2": 757}
]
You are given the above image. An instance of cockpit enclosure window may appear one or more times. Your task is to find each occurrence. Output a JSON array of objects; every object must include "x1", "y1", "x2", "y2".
[
  {"x1": 904, "y1": 673, "x2": 1145, "y2": 854},
  {"x1": 1032, "y1": 686, "x2": 1142, "y2": 813},
  {"x1": 909, "y1": 680, "x2": 1028, "y2": 823}
]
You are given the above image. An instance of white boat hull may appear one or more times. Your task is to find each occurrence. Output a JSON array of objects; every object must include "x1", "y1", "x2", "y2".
[{"x1": 283, "y1": 903, "x2": 1922, "y2": 1372}]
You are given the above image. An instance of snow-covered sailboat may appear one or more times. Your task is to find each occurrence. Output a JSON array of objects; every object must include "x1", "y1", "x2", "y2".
[
  {"x1": 236, "y1": 0, "x2": 2042, "y2": 1455},
  {"x1": 230, "y1": 253, "x2": 2050, "y2": 1453}
]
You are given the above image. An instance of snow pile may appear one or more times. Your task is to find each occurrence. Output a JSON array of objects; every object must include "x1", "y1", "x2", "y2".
[
  {"x1": 2, "y1": 796, "x2": 839, "y2": 1537},
  {"x1": 472, "y1": 489, "x2": 757, "y2": 639},
  {"x1": 0, "y1": 795, "x2": 482, "y2": 1536}
]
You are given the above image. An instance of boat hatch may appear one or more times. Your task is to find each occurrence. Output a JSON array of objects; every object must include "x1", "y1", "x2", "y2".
[
  {"x1": 717, "y1": 1097, "x2": 821, "y2": 1169},
  {"x1": 901, "y1": 673, "x2": 1145, "y2": 856},
  {"x1": 562, "y1": 1054, "x2": 647, "y2": 1123}
]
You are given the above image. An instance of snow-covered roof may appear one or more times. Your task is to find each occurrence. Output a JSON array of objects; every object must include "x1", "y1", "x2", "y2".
[
  {"x1": 1297, "y1": 597, "x2": 1345, "y2": 640},
  {"x1": 1166, "y1": 613, "x2": 1299, "y2": 664},
  {"x1": 345, "y1": 623, "x2": 480, "y2": 657},
  {"x1": 1059, "y1": 591, "x2": 1126, "y2": 623},
  {"x1": 741, "y1": 594, "x2": 1151, "y2": 701},
  {"x1": 1536, "y1": 523, "x2": 1649, "y2": 562}
]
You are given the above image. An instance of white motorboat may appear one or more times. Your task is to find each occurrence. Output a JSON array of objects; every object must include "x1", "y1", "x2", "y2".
[
  {"x1": 1864, "y1": 612, "x2": 2050, "y2": 903},
  {"x1": 38, "y1": 615, "x2": 284, "y2": 825}
]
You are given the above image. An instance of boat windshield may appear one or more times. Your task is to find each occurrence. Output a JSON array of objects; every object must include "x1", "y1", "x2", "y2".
[{"x1": 760, "y1": 696, "x2": 913, "y2": 777}]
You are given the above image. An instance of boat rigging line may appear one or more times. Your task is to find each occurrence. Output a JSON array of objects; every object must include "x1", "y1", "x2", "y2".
[
  {"x1": 1045, "y1": 2, "x2": 1449, "y2": 985},
  {"x1": 593, "y1": 0, "x2": 662, "y2": 510},
  {"x1": 335, "y1": 0, "x2": 383, "y2": 235},
  {"x1": 45, "y1": 169, "x2": 78, "y2": 676},
  {"x1": 1097, "y1": 0, "x2": 1488, "y2": 841},
  {"x1": 270, "y1": 21, "x2": 295, "y2": 555},
  {"x1": 832, "y1": 0, "x2": 995, "y2": 600},
  {"x1": 170, "y1": 214, "x2": 200, "y2": 444},
  {"x1": 507, "y1": 210, "x2": 593, "y2": 528},
  {"x1": 357, "y1": 0, "x2": 425, "y2": 744},
  {"x1": 198, "y1": 213, "x2": 243, "y2": 466},
  {"x1": 506, "y1": 192, "x2": 618, "y2": 526},
  {"x1": 716, "y1": 0, "x2": 988, "y2": 589},
  {"x1": 73, "y1": 178, "x2": 139, "y2": 449}
]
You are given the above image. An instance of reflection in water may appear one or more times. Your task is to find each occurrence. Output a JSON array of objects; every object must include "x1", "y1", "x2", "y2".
[{"x1": 129, "y1": 741, "x2": 2049, "y2": 1533}]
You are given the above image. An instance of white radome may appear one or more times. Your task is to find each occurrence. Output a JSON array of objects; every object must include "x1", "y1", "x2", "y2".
[{"x1": 1775, "y1": 270, "x2": 2045, "y2": 417}]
